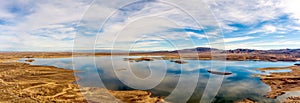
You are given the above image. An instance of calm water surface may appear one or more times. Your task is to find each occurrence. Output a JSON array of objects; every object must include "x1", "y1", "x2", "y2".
[{"x1": 21, "y1": 56, "x2": 299, "y2": 103}]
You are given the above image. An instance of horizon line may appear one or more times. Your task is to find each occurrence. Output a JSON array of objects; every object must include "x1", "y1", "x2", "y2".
[{"x1": 1, "y1": 47, "x2": 299, "y2": 53}]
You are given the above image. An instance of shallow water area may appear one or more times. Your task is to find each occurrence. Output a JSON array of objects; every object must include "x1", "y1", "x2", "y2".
[{"x1": 19, "y1": 56, "x2": 299, "y2": 103}]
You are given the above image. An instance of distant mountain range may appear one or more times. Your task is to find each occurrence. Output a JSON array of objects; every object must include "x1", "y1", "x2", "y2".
[
  {"x1": 72, "y1": 47, "x2": 300, "y2": 62},
  {"x1": 10, "y1": 47, "x2": 295, "y2": 54},
  {"x1": 144, "y1": 47, "x2": 300, "y2": 61},
  {"x1": 150, "y1": 47, "x2": 300, "y2": 54},
  {"x1": 64, "y1": 47, "x2": 300, "y2": 60}
]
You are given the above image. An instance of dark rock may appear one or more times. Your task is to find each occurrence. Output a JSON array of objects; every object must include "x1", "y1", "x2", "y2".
[
  {"x1": 170, "y1": 60, "x2": 187, "y2": 64},
  {"x1": 207, "y1": 70, "x2": 232, "y2": 75},
  {"x1": 294, "y1": 64, "x2": 300, "y2": 66}
]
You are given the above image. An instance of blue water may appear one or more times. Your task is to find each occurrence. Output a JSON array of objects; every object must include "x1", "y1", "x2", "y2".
[{"x1": 20, "y1": 56, "x2": 298, "y2": 103}]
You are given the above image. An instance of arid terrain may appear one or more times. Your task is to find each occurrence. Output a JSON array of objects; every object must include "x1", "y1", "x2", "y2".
[
  {"x1": 0, "y1": 62, "x2": 87, "y2": 102},
  {"x1": 1, "y1": 47, "x2": 300, "y2": 62},
  {"x1": 256, "y1": 65, "x2": 300, "y2": 102},
  {"x1": 125, "y1": 47, "x2": 300, "y2": 62},
  {"x1": 0, "y1": 49, "x2": 300, "y2": 102},
  {"x1": 0, "y1": 52, "x2": 164, "y2": 103}
]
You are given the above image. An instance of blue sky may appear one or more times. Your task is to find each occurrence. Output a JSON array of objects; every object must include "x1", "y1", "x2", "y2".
[{"x1": 0, "y1": 0, "x2": 300, "y2": 51}]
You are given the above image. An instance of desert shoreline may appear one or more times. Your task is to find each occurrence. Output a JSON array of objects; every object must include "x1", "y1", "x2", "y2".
[
  {"x1": 1, "y1": 51, "x2": 300, "y2": 62},
  {"x1": 255, "y1": 65, "x2": 300, "y2": 102},
  {"x1": 0, "y1": 52, "x2": 165, "y2": 103},
  {"x1": 1, "y1": 52, "x2": 300, "y2": 102}
]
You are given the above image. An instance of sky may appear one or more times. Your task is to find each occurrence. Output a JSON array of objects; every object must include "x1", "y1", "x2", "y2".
[{"x1": 0, "y1": 0, "x2": 300, "y2": 51}]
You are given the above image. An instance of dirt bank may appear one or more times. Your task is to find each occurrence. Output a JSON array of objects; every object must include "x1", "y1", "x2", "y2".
[
  {"x1": 0, "y1": 53, "x2": 164, "y2": 103},
  {"x1": 256, "y1": 66, "x2": 300, "y2": 99}
]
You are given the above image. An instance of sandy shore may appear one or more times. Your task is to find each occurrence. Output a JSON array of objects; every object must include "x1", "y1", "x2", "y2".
[
  {"x1": 0, "y1": 62, "x2": 87, "y2": 102},
  {"x1": 0, "y1": 53, "x2": 164, "y2": 103},
  {"x1": 256, "y1": 65, "x2": 300, "y2": 102},
  {"x1": 235, "y1": 98, "x2": 257, "y2": 103},
  {"x1": 1, "y1": 52, "x2": 299, "y2": 102}
]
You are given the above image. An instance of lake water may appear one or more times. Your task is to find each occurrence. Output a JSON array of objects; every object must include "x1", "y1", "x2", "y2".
[{"x1": 20, "y1": 56, "x2": 299, "y2": 103}]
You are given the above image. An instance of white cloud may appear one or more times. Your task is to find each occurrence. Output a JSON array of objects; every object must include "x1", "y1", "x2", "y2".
[
  {"x1": 224, "y1": 36, "x2": 255, "y2": 43},
  {"x1": 96, "y1": 17, "x2": 178, "y2": 45},
  {"x1": 0, "y1": 0, "x2": 93, "y2": 51},
  {"x1": 0, "y1": 9, "x2": 14, "y2": 19},
  {"x1": 224, "y1": 40, "x2": 300, "y2": 50},
  {"x1": 16, "y1": 0, "x2": 90, "y2": 31},
  {"x1": 186, "y1": 32, "x2": 206, "y2": 39},
  {"x1": 204, "y1": 0, "x2": 283, "y2": 25},
  {"x1": 93, "y1": 1, "x2": 211, "y2": 50},
  {"x1": 282, "y1": 0, "x2": 300, "y2": 24},
  {"x1": 211, "y1": 36, "x2": 255, "y2": 45},
  {"x1": 263, "y1": 25, "x2": 277, "y2": 33},
  {"x1": 205, "y1": 0, "x2": 300, "y2": 32},
  {"x1": 0, "y1": 0, "x2": 300, "y2": 51},
  {"x1": 247, "y1": 25, "x2": 278, "y2": 34}
]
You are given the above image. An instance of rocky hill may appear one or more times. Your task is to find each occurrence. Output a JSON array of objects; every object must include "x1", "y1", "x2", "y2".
[{"x1": 166, "y1": 47, "x2": 300, "y2": 62}]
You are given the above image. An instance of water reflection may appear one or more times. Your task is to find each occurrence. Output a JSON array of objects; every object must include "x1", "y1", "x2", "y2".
[{"x1": 21, "y1": 56, "x2": 298, "y2": 103}]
